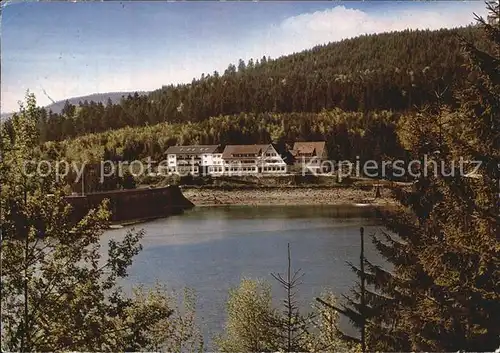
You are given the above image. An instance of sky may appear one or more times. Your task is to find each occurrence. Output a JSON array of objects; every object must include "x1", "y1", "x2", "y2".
[{"x1": 1, "y1": 0, "x2": 489, "y2": 113}]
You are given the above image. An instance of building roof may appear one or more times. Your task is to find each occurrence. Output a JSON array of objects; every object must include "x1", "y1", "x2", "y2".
[
  {"x1": 291, "y1": 141, "x2": 326, "y2": 158},
  {"x1": 166, "y1": 145, "x2": 220, "y2": 155},
  {"x1": 222, "y1": 144, "x2": 271, "y2": 159},
  {"x1": 294, "y1": 146, "x2": 316, "y2": 154}
]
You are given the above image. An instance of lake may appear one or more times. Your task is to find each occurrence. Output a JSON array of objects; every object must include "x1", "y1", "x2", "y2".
[{"x1": 102, "y1": 204, "x2": 388, "y2": 344}]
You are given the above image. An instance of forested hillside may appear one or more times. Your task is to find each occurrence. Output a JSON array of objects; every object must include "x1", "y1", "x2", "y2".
[
  {"x1": 35, "y1": 109, "x2": 410, "y2": 192},
  {"x1": 45, "y1": 109, "x2": 406, "y2": 165},
  {"x1": 15, "y1": 25, "x2": 490, "y2": 142}
]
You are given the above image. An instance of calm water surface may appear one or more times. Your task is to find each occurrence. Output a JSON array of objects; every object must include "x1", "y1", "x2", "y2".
[{"x1": 102, "y1": 205, "x2": 387, "y2": 343}]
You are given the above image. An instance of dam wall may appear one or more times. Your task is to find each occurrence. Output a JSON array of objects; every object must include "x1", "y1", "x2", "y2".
[{"x1": 65, "y1": 185, "x2": 194, "y2": 223}]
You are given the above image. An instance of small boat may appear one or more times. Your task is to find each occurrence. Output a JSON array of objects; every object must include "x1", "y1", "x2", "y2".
[{"x1": 109, "y1": 224, "x2": 124, "y2": 229}]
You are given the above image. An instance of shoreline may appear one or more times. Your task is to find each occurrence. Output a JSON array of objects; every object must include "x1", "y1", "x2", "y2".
[
  {"x1": 105, "y1": 185, "x2": 401, "y2": 227},
  {"x1": 182, "y1": 186, "x2": 397, "y2": 207}
]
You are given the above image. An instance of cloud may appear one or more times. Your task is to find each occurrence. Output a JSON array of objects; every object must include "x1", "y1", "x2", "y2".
[
  {"x1": 1, "y1": 2, "x2": 489, "y2": 113},
  {"x1": 247, "y1": 3, "x2": 488, "y2": 59}
]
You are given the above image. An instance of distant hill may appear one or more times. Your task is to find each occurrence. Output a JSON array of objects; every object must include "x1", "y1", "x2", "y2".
[
  {"x1": 1, "y1": 112, "x2": 13, "y2": 120},
  {"x1": 45, "y1": 91, "x2": 149, "y2": 114},
  {"x1": 1, "y1": 91, "x2": 149, "y2": 119}
]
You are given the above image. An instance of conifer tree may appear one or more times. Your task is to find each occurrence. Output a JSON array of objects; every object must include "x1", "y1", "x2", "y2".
[
  {"x1": 270, "y1": 243, "x2": 314, "y2": 352},
  {"x1": 335, "y1": 3, "x2": 500, "y2": 351}
]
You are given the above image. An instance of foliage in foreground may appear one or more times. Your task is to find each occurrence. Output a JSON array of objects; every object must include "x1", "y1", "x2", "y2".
[
  {"x1": 338, "y1": 3, "x2": 500, "y2": 351},
  {"x1": 0, "y1": 92, "x2": 202, "y2": 352}
]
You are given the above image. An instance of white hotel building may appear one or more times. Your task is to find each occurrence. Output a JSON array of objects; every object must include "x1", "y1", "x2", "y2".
[
  {"x1": 221, "y1": 144, "x2": 287, "y2": 175},
  {"x1": 165, "y1": 143, "x2": 288, "y2": 176},
  {"x1": 165, "y1": 145, "x2": 222, "y2": 176}
]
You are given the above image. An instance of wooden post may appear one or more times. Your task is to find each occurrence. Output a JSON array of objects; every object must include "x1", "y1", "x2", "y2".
[{"x1": 360, "y1": 226, "x2": 366, "y2": 353}]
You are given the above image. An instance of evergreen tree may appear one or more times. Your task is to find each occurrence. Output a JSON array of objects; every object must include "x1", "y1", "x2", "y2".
[{"x1": 336, "y1": 3, "x2": 500, "y2": 351}]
